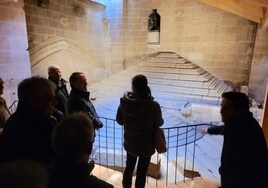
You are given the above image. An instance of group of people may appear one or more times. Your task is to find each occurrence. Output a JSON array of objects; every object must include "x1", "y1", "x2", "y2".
[
  {"x1": 0, "y1": 66, "x2": 110, "y2": 188},
  {"x1": 0, "y1": 66, "x2": 268, "y2": 188}
]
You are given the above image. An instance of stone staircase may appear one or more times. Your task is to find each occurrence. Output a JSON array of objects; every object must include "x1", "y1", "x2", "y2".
[
  {"x1": 92, "y1": 163, "x2": 220, "y2": 188},
  {"x1": 89, "y1": 52, "x2": 226, "y2": 186},
  {"x1": 91, "y1": 52, "x2": 232, "y2": 120},
  {"x1": 90, "y1": 51, "x2": 230, "y2": 153},
  {"x1": 133, "y1": 52, "x2": 232, "y2": 106}
]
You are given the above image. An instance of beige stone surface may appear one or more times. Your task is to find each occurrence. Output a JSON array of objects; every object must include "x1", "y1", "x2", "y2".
[
  {"x1": 0, "y1": 2, "x2": 31, "y2": 106},
  {"x1": 0, "y1": 0, "x2": 267, "y2": 106}
]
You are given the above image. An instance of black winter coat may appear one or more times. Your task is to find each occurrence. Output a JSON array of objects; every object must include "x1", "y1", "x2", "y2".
[
  {"x1": 68, "y1": 89, "x2": 102, "y2": 129},
  {"x1": 50, "y1": 78, "x2": 69, "y2": 120},
  {"x1": 49, "y1": 160, "x2": 114, "y2": 188},
  {"x1": 0, "y1": 103, "x2": 55, "y2": 164}
]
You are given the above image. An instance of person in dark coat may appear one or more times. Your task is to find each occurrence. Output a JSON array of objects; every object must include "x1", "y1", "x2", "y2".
[
  {"x1": 202, "y1": 91, "x2": 268, "y2": 188},
  {"x1": 48, "y1": 65, "x2": 69, "y2": 121},
  {"x1": 0, "y1": 160, "x2": 48, "y2": 188},
  {"x1": 0, "y1": 76, "x2": 57, "y2": 165},
  {"x1": 49, "y1": 113, "x2": 113, "y2": 188},
  {"x1": 68, "y1": 72, "x2": 103, "y2": 134},
  {"x1": 116, "y1": 74, "x2": 164, "y2": 188}
]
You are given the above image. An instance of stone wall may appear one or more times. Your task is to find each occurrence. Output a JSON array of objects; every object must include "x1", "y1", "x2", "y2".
[
  {"x1": 248, "y1": 28, "x2": 268, "y2": 103},
  {"x1": 0, "y1": 1, "x2": 31, "y2": 106},
  {"x1": 124, "y1": 0, "x2": 256, "y2": 87},
  {"x1": 95, "y1": 0, "x2": 125, "y2": 73},
  {"x1": 0, "y1": 0, "x2": 268, "y2": 106},
  {"x1": 24, "y1": 0, "x2": 109, "y2": 83}
]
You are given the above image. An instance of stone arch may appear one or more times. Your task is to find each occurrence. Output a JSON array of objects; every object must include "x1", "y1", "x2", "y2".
[{"x1": 29, "y1": 37, "x2": 104, "y2": 84}]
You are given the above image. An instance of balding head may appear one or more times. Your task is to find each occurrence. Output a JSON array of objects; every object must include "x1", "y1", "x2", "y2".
[{"x1": 48, "y1": 65, "x2": 61, "y2": 83}]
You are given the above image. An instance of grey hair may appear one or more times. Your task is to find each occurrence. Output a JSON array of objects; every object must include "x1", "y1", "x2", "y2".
[{"x1": 48, "y1": 65, "x2": 60, "y2": 74}]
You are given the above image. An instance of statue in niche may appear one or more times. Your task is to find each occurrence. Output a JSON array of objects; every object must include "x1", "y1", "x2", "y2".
[
  {"x1": 73, "y1": 5, "x2": 85, "y2": 17},
  {"x1": 148, "y1": 9, "x2": 161, "y2": 45},
  {"x1": 37, "y1": 0, "x2": 49, "y2": 8},
  {"x1": 148, "y1": 9, "x2": 161, "y2": 31}
]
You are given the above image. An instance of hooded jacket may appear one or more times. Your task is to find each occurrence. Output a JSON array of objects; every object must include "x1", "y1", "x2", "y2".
[{"x1": 116, "y1": 92, "x2": 164, "y2": 157}]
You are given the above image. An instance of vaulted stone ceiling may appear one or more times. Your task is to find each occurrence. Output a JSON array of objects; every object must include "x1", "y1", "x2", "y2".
[{"x1": 199, "y1": 0, "x2": 268, "y2": 29}]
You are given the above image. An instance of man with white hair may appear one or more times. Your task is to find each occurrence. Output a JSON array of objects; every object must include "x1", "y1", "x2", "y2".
[{"x1": 48, "y1": 65, "x2": 69, "y2": 121}]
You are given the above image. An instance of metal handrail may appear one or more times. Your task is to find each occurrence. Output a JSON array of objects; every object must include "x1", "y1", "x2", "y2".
[
  {"x1": 94, "y1": 116, "x2": 219, "y2": 186},
  {"x1": 6, "y1": 100, "x2": 220, "y2": 186}
]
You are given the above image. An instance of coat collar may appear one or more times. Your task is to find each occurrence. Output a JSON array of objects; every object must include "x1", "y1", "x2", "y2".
[{"x1": 70, "y1": 88, "x2": 90, "y2": 99}]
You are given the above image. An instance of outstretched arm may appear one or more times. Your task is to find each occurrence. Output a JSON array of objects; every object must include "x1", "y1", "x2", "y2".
[{"x1": 202, "y1": 125, "x2": 224, "y2": 135}]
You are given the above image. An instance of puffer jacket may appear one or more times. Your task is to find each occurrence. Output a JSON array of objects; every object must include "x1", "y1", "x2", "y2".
[{"x1": 116, "y1": 92, "x2": 164, "y2": 157}]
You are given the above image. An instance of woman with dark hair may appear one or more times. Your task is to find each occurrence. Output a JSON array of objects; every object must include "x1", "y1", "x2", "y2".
[{"x1": 116, "y1": 74, "x2": 164, "y2": 188}]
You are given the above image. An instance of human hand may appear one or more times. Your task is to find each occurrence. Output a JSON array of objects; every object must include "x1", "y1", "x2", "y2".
[
  {"x1": 92, "y1": 118, "x2": 103, "y2": 130},
  {"x1": 201, "y1": 128, "x2": 208, "y2": 135}
]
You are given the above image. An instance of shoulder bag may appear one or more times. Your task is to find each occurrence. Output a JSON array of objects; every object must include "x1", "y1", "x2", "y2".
[{"x1": 155, "y1": 127, "x2": 167, "y2": 153}]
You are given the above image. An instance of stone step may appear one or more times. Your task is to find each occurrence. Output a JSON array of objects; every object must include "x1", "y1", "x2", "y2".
[
  {"x1": 91, "y1": 52, "x2": 232, "y2": 113},
  {"x1": 147, "y1": 57, "x2": 187, "y2": 64},
  {"x1": 204, "y1": 77, "x2": 218, "y2": 88},
  {"x1": 209, "y1": 81, "x2": 226, "y2": 96},
  {"x1": 171, "y1": 157, "x2": 200, "y2": 178},
  {"x1": 176, "y1": 63, "x2": 198, "y2": 69},
  {"x1": 140, "y1": 61, "x2": 178, "y2": 68},
  {"x1": 157, "y1": 53, "x2": 181, "y2": 58},
  {"x1": 208, "y1": 78, "x2": 221, "y2": 89}
]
